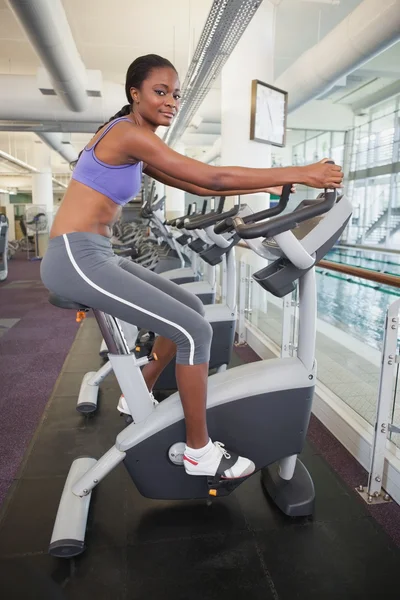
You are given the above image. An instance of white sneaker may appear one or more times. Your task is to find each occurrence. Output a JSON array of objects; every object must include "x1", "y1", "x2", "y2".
[
  {"x1": 117, "y1": 391, "x2": 158, "y2": 415},
  {"x1": 184, "y1": 441, "x2": 255, "y2": 479}
]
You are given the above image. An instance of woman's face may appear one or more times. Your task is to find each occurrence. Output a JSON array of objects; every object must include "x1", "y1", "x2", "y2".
[{"x1": 131, "y1": 67, "x2": 181, "y2": 130}]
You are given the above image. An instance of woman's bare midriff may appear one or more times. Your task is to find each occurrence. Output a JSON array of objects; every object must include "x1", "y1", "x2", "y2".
[{"x1": 50, "y1": 180, "x2": 122, "y2": 239}]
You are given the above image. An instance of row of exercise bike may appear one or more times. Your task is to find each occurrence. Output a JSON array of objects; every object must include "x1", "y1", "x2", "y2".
[{"x1": 47, "y1": 182, "x2": 352, "y2": 558}]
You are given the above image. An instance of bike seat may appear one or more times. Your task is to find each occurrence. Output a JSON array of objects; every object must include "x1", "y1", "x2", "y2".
[{"x1": 48, "y1": 293, "x2": 90, "y2": 311}]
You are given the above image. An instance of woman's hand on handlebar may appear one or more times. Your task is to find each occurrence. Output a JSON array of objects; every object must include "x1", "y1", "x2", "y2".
[
  {"x1": 302, "y1": 159, "x2": 343, "y2": 189},
  {"x1": 265, "y1": 185, "x2": 296, "y2": 196}
]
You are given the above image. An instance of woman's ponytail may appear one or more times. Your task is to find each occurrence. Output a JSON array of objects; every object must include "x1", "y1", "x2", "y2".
[
  {"x1": 109, "y1": 104, "x2": 131, "y2": 121},
  {"x1": 95, "y1": 103, "x2": 131, "y2": 134}
]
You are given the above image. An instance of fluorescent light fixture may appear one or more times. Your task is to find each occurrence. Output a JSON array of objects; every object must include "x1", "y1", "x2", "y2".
[
  {"x1": 189, "y1": 115, "x2": 203, "y2": 130},
  {"x1": 0, "y1": 152, "x2": 69, "y2": 190},
  {"x1": 52, "y1": 177, "x2": 68, "y2": 189},
  {"x1": 164, "y1": 0, "x2": 262, "y2": 147},
  {"x1": 0, "y1": 150, "x2": 38, "y2": 173},
  {"x1": 302, "y1": 0, "x2": 340, "y2": 4},
  {"x1": 0, "y1": 188, "x2": 18, "y2": 195}
]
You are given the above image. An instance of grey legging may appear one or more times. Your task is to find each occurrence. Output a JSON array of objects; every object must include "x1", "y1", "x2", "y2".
[{"x1": 40, "y1": 232, "x2": 213, "y2": 364}]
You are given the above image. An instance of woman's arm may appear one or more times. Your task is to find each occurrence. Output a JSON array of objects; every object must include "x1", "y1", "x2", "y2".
[
  {"x1": 120, "y1": 125, "x2": 343, "y2": 191},
  {"x1": 143, "y1": 164, "x2": 280, "y2": 197}
]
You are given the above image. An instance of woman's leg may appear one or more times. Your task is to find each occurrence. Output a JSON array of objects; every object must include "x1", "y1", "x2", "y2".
[
  {"x1": 116, "y1": 260, "x2": 253, "y2": 475},
  {"x1": 141, "y1": 336, "x2": 177, "y2": 391},
  {"x1": 118, "y1": 256, "x2": 207, "y2": 394},
  {"x1": 117, "y1": 257, "x2": 210, "y2": 447},
  {"x1": 42, "y1": 235, "x2": 254, "y2": 478},
  {"x1": 110, "y1": 258, "x2": 254, "y2": 473},
  {"x1": 176, "y1": 363, "x2": 209, "y2": 448},
  {"x1": 80, "y1": 255, "x2": 211, "y2": 448}
]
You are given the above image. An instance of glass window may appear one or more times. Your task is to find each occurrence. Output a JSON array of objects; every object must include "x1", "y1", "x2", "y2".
[
  {"x1": 370, "y1": 98, "x2": 397, "y2": 121},
  {"x1": 392, "y1": 173, "x2": 400, "y2": 210},
  {"x1": 316, "y1": 131, "x2": 331, "y2": 160},
  {"x1": 369, "y1": 113, "x2": 395, "y2": 167},
  {"x1": 292, "y1": 142, "x2": 305, "y2": 166},
  {"x1": 357, "y1": 128, "x2": 370, "y2": 170},
  {"x1": 305, "y1": 135, "x2": 318, "y2": 163},
  {"x1": 331, "y1": 144, "x2": 344, "y2": 166}
]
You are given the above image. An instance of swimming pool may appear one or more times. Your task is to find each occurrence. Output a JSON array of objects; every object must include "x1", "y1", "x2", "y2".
[{"x1": 316, "y1": 248, "x2": 400, "y2": 351}]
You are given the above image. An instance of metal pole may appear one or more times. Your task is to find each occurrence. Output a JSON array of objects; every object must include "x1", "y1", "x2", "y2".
[
  {"x1": 93, "y1": 311, "x2": 130, "y2": 355},
  {"x1": 235, "y1": 259, "x2": 247, "y2": 346},
  {"x1": 361, "y1": 120, "x2": 373, "y2": 245},
  {"x1": 342, "y1": 128, "x2": 354, "y2": 243},
  {"x1": 386, "y1": 173, "x2": 394, "y2": 246},
  {"x1": 244, "y1": 262, "x2": 253, "y2": 319},
  {"x1": 281, "y1": 292, "x2": 292, "y2": 358},
  {"x1": 357, "y1": 297, "x2": 400, "y2": 504},
  {"x1": 386, "y1": 101, "x2": 400, "y2": 245},
  {"x1": 221, "y1": 254, "x2": 227, "y2": 305}
]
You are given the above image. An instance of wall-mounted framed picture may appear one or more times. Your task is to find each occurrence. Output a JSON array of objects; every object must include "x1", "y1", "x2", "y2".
[{"x1": 250, "y1": 79, "x2": 288, "y2": 147}]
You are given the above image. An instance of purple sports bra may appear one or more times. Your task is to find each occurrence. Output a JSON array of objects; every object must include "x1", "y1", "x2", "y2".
[{"x1": 71, "y1": 117, "x2": 142, "y2": 206}]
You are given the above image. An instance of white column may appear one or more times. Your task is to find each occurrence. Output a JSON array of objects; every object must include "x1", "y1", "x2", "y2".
[
  {"x1": 154, "y1": 180, "x2": 166, "y2": 201},
  {"x1": 32, "y1": 142, "x2": 53, "y2": 256},
  {"x1": 154, "y1": 179, "x2": 166, "y2": 218},
  {"x1": 0, "y1": 193, "x2": 15, "y2": 241},
  {"x1": 221, "y1": 1, "x2": 275, "y2": 211},
  {"x1": 165, "y1": 185, "x2": 185, "y2": 220},
  {"x1": 32, "y1": 142, "x2": 53, "y2": 212},
  {"x1": 165, "y1": 141, "x2": 185, "y2": 220}
]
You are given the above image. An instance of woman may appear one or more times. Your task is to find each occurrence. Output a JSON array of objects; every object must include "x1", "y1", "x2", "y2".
[{"x1": 41, "y1": 54, "x2": 343, "y2": 481}]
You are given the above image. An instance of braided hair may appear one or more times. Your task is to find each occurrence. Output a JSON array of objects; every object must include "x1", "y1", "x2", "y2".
[{"x1": 71, "y1": 54, "x2": 177, "y2": 168}]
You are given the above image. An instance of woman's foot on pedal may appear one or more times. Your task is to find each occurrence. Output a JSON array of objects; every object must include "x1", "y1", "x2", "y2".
[
  {"x1": 117, "y1": 392, "x2": 158, "y2": 415},
  {"x1": 184, "y1": 440, "x2": 255, "y2": 479}
]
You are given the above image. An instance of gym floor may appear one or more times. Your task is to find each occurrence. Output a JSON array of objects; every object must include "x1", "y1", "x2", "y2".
[{"x1": 1, "y1": 257, "x2": 400, "y2": 599}]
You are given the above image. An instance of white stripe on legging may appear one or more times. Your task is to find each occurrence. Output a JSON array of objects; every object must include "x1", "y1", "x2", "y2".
[{"x1": 63, "y1": 234, "x2": 195, "y2": 365}]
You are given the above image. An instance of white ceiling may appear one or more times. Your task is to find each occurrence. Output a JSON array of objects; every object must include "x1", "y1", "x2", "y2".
[
  {"x1": 0, "y1": 0, "x2": 215, "y2": 187},
  {"x1": 273, "y1": 0, "x2": 363, "y2": 78},
  {"x1": 0, "y1": 0, "x2": 399, "y2": 192},
  {"x1": 0, "y1": 0, "x2": 212, "y2": 79}
]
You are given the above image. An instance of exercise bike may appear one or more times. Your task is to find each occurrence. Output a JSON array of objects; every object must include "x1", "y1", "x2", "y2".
[
  {"x1": 0, "y1": 214, "x2": 9, "y2": 282},
  {"x1": 47, "y1": 185, "x2": 352, "y2": 557}
]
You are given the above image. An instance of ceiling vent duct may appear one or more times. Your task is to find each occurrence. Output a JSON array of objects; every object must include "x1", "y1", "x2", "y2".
[
  {"x1": 164, "y1": 0, "x2": 263, "y2": 147},
  {"x1": 36, "y1": 132, "x2": 78, "y2": 163},
  {"x1": 7, "y1": 0, "x2": 89, "y2": 112},
  {"x1": 0, "y1": 150, "x2": 38, "y2": 173},
  {"x1": 274, "y1": 0, "x2": 400, "y2": 113},
  {"x1": 0, "y1": 150, "x2": 67, "y2": 189}
]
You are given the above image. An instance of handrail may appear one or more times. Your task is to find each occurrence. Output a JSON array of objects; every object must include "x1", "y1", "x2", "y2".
[
  {"x1": 323, "y1": 258, "x2": 400, "y2": 277},
  {"x1": 237, "y1": 242, "x2": 400, "y2": 289},
  {"x1": 318, "y1": 260, "x2": 400, "y2": 289}
]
